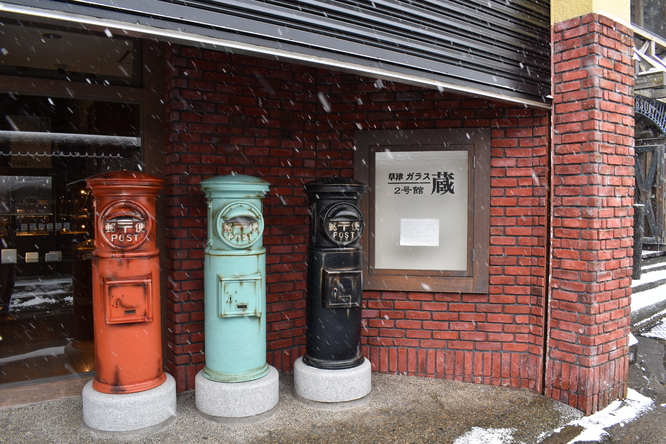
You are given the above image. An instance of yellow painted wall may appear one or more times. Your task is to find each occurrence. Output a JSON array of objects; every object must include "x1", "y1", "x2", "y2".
[{"x1": 551, "y1": 0, "x2": 630, "y2": 25}]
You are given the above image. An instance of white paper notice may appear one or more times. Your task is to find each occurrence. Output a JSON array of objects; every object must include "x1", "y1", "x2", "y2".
[{"x1": 399, "y1": 218, "x2": 439, "y2": 246}]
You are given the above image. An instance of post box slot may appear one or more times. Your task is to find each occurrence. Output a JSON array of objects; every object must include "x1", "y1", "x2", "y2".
[
  {"x1": 322, "y1": 269, "x2": 362, "y2": 308},
  {"x1": 102, "y1": 275, "x2": 152, "y2": 324},
  {"x1": 218, "y1": 273, "x2": 262, "y2": 317}
]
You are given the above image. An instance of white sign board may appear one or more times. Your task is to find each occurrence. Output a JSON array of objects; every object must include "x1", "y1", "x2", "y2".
[{"x1": 374, "y1": 149, "x2": 468, "y2": 271}]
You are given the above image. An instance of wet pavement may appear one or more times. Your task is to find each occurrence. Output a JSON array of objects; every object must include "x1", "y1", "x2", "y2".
[
  {"x1": 3, "y1": 323, "x2": 666, "y2": 443},
  {"x1": 0, "y1": 372, "x2": 583, "y2": 444},
  {"x1": 4, "y1": 347, "x2": 666, "y2": 444},
  {"x1": 1, "y1": 334, "x2": 666, "y2": 444}
]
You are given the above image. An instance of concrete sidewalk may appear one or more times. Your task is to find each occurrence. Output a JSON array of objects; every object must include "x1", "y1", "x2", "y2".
[
  {"x1": 4, "y1": 253, "x2": 666, "y2": 444},
  {"x1": 0, "y1": 372, "x2": 582, "y2": 444}
]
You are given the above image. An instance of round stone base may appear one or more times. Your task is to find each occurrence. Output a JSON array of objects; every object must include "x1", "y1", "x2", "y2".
[
  {"x1": 294, "y1": 356, "x2": 371, "y2": 406},
  {"x1": 195, "y1": 365, "x2": 279, "y2": 423},
  {"x1": 82, "y1": 373, "x2": 177, "y2": 433}
]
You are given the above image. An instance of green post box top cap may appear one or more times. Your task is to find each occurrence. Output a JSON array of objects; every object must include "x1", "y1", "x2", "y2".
[
  {"x1": 199, "y1": 174, "x2": 270, "y2": 191},
  {"x1": 85, "y1": 170, "x2": 163, "y2": 185},
  {"x1": 304, "y1": 176, "x2": 367, "y2": 194}
]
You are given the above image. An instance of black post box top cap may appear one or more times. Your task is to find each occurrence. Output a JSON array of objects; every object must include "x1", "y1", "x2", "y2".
[{"x1": 304, "y1": 177, "x2": 367, "y2": 195}]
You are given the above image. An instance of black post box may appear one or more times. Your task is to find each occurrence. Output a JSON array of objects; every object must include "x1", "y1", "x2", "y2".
[{"x1": 303, "y1": 177, "x2": 367, "y2": 369}]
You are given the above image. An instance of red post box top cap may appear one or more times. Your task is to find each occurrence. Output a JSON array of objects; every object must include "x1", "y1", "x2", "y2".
[{"x1": 86, "y1": 170, "x2": 163, "y2": 186}]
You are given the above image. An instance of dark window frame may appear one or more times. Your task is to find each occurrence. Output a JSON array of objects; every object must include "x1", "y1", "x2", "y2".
[{"x1": 354, "y1": 128, "x2": 490, "y2": 293}]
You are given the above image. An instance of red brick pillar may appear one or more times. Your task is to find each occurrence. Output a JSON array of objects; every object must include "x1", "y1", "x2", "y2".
[{"x1": 548, "y1": 14, "x2": 634, "y2": 414}]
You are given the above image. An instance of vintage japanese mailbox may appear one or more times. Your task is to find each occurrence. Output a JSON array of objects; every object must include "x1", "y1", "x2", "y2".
[
  {"x1": 86, "y1": 171, "x2": 165, "y2": 394},
  {"x1": 303, "y1": 177, "x2": 367, "y2": 369},
  {"x1": 200, "y1": 174, "x2": 270, "y2": 382}
]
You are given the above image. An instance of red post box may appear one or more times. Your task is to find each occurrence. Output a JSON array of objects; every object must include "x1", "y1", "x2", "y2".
[{"x1": 86, "y1": 171, "x2": 164, "y2": 394}]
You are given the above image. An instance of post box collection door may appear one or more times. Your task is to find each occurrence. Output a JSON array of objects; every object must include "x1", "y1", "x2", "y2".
[
  {"x1": 303, "y1": 178, "x2": 366, "y2": 369},
  {"x1": 86, "y1": 171, "x2": 165, "y2": 394}
]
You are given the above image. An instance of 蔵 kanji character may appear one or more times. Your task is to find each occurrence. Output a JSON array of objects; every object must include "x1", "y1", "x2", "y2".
[{"x1": 431, "y1": 172, "x2": 455, "y2": 195}]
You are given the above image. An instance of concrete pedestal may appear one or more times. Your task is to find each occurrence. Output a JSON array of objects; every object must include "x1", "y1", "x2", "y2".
[
  {"x1": 294, "y1": 356, "x2": 371, "y2": 407},
  {"x1": 195, "y1": 365, "x2": 279, "y2": 423},
  {"x1": 82, "y1": 373, "x2": 177, "y2": 433}
]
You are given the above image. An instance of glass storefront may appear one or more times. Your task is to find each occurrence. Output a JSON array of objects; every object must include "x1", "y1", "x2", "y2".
[{"x1": 0, "y1": 21, "x2": 145, "y2": 385}]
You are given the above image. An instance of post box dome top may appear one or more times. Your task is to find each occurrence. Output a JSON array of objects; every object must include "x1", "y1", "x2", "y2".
[
  {"x1": 304, "y1": 177, "x2": 367, "y2": 195},
  {"x1": 200, "y1": 174, "x2": 270, "y2": 192},
  {"x1": 86, "y1": 170, "x2": 163, "y2": 187}
]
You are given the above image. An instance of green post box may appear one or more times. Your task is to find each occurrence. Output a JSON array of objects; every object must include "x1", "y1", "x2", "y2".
[
  {"x1": 200, "y1": 174, "x2": 270, "y2": 381},
  {"x1": 196, "y1": 174, "x2": 278, "y2": 421}
]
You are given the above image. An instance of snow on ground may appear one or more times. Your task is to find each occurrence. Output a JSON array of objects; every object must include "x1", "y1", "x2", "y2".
[
  {"x1": 632, "y1": 284, "x2": 666, "y2": 312},
  {"x1": 561, "y1": 389, "x2": 654, "y2": 444},
  {"x1": 453, "y1": 427, "x2": 515, "y2": 444},
  {"x1": 11, "y1": 294, "x2": 73, "y2": 309},
  {"x1": 8, "y1": 277, "x2": 73, "y2": 311},
  {"x1": 643, "y1": 317, "x2": 666, "y2": 340},
  {"x1": 631, "y1": 266, "x2": 666, "y2": 312},
  {"x1": 631, "y1": 259, "x2": 666, "y2": 333}
]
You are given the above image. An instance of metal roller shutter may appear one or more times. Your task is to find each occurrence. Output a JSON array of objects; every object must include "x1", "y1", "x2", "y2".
[{"x1": 2, "y1": 0, "x2": 550, "y2": 106}]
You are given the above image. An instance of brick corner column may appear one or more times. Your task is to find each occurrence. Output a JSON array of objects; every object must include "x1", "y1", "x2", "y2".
[{"x1": 548, "y1": 13, "x2": 635, "y2": 415}]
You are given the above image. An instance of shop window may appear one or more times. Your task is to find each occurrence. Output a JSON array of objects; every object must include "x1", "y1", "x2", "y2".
[
  {"x1": 354, "y1": 129, "x2": 490, "y2": 293},
  {"x1": 0, "y1": 93, "x2": 143, "y2": 383},
  {"x1": 0, "y1": 16, "x2": 162, "y2": 392}
]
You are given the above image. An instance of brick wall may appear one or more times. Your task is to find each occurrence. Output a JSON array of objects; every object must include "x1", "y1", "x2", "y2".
[
  {"x1": 162, "y1": 44, "x2": 551, "y2": 393},
  {"x1": 549, "y1": 14, "x2": 635, "y2": 414},
  {"x1": 162, "y1": 46, "x2": 318, "y2": 390},
  {"x1": 156, "y1": 10, "x2": 636, "y2": 417},
  {"x1": 315, "y1": 74, "x2": 550, "y2": 389}
]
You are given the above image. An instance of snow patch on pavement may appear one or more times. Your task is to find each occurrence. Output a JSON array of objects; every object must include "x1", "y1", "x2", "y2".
[
  {"x1": 565, "y1": 389, "x2": 653, "y2": 443},
  {"x1": 629, "y1": 332, "x2": 638, "y2": 346},
  {"x1": 453, "y1": 427, "x2": 515, "y2": 444}
]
